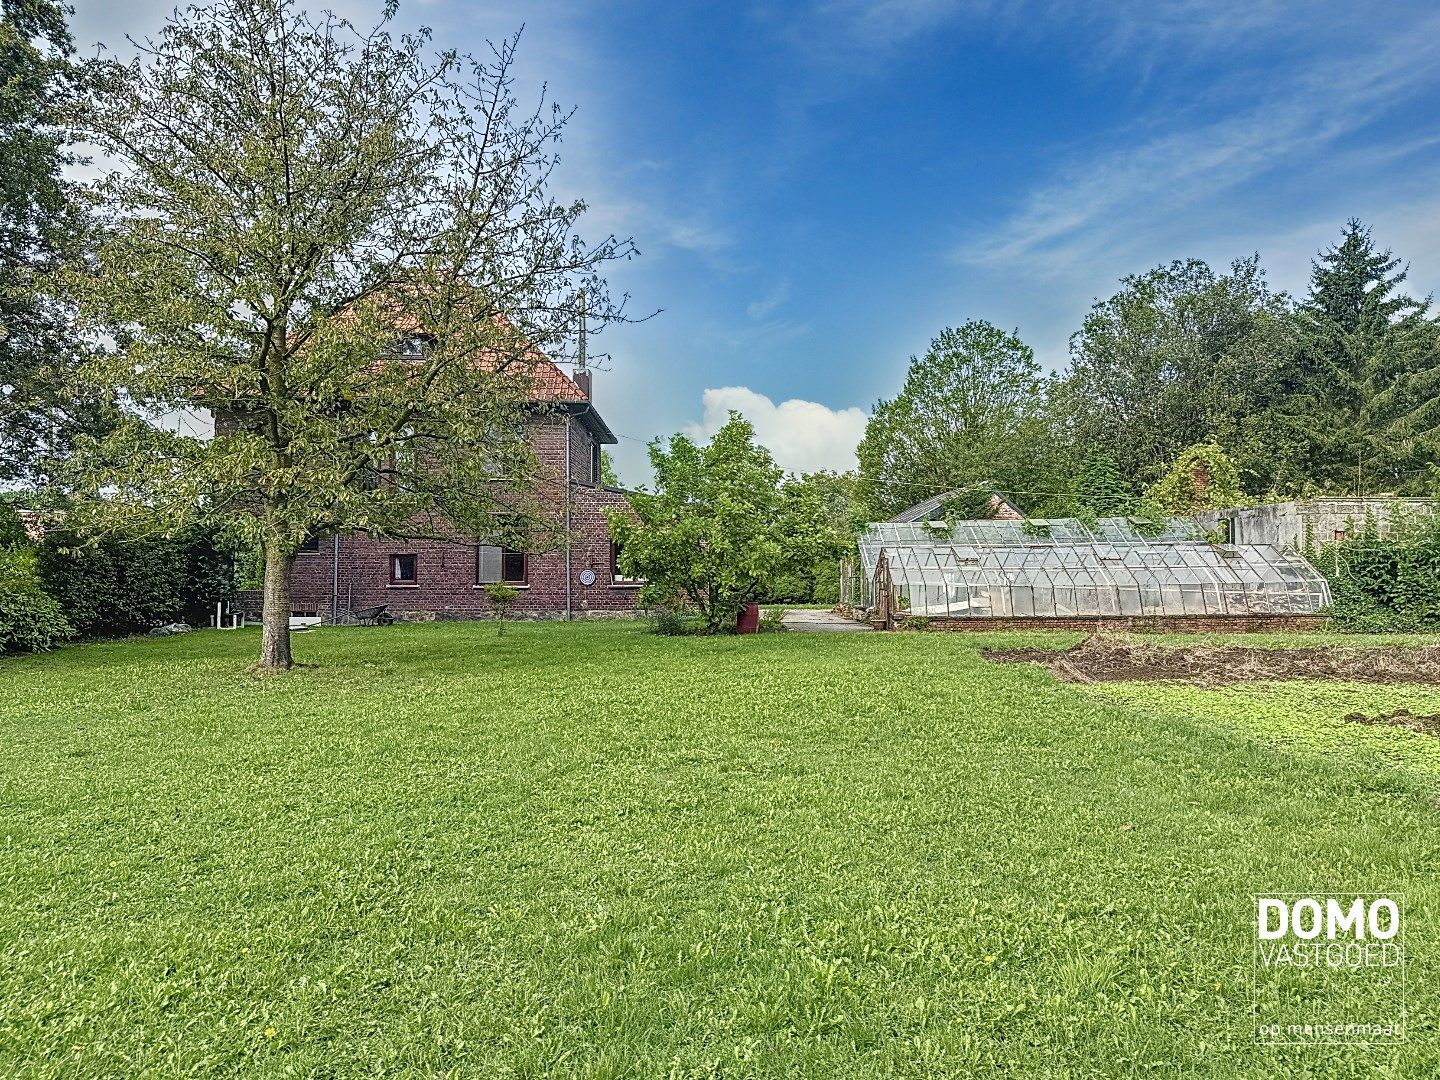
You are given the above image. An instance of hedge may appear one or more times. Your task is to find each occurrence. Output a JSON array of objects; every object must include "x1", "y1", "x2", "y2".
[{"x1": 35, "y1": 526, "x2": 236, "y2": 638}]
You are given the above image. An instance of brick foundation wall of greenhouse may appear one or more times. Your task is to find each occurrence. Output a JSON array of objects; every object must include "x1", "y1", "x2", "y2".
[{"x1": 890, "y1": 614, "x2": 1331, "y2": 633}]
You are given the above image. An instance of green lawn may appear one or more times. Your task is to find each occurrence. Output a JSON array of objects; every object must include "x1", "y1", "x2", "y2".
[{"x1": 1, "y1": 622, "x2": 1436, "y2": 1077}]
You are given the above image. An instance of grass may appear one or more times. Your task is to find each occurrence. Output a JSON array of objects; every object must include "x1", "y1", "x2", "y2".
[
  {"x1": 1091, "y1": 679, "x2": 1440, "y2": 777},
  {"x1": 0, "y1": 622, "x2": 1437, "y2": 1077}
]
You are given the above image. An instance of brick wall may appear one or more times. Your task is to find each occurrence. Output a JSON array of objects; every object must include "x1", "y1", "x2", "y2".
[
  {"x1": 528, "y1": 412, "x2": 601, "y2": 488},
  {"x1": 893, "y1": 614, "x2": 1332, "y2": 633},
  {"x1": 290, "y1": 409, "x2": 640, "y2": 620},
  {"x1": 291, "y1": 482, "x2": 641, "y2": 619}
]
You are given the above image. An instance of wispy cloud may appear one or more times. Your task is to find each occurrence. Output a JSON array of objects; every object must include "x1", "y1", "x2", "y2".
[
  {"x1": 746, "y1": 278, "x2": 790, "y2": 319},
  {"x1": 797, "y1": 0, "x2": 1365, "y2": 69},
  {"x1": 955, "y1": 11, "x2": 1440, "y2": 274}
]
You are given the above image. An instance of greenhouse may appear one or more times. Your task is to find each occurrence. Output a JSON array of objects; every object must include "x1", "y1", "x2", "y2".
[{"x1": 849, "y1": 518, "x2": 1331, "y2": 620}]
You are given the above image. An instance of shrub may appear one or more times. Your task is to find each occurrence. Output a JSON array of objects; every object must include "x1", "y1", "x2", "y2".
[
  {"x1": 759, "y1": 606, "x2": 786, "y2": 632},
  {"x1": 36, "y1": 526, "x2": 235, "y2": 637},
  {"x1": 1144, "y1": 442, "x2": 1248, "y2": 515},
  {"x1": 0, "y1": 547, "x2": 73, "y2": 653},
  {"x1": 1310, "y1": 508, "x2": 1440, "y2": 632},
  {"x1": 649, "y1": 609, "x2": 693, "y2": 636},
  {"x1": 484, "y1": 582, "x2": 519, "y2": 634}
]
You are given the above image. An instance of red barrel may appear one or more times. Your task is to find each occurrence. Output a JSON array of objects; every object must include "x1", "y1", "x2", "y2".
[{"x1": 736, "y1": 602, "x2": 760, "y2": 634}]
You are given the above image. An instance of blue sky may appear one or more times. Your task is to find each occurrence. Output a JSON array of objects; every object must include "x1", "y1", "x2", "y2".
[{"x1": 74, "y1": 1, "x2": 1440, "y2": 484}]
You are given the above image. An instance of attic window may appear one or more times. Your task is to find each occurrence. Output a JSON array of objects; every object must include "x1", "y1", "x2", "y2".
[{"x1": 391, "y1": 336, "x2": 427, "y2": 359}]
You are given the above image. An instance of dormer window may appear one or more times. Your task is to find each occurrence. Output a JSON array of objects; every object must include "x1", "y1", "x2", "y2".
[{"x1": 390, "y1": 336, "x2": 427, "y2": 359}]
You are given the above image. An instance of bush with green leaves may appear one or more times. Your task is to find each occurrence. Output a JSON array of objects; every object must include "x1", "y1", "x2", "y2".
[
  {"x1": 1310, "y1": 507, "x2": 1440, "y2": 631},
  {"x1": 0, "y1": 546, "x2": 73, "y2": 653},
  {"x1": 484, "y1": 582, "x2": 519, "y2": 633},
  {"x1": 1144, "y1": 442, "x2": 1248, "y2": 515},
  {"x1": 36, "y1": 526, "x2": 235, "y2": 637},
  {"x1": 647, "y1": 609, "x2": 695, "y2": 636},
  {"x1": 608, "y1": 414, "x2": 787, "y2": 634}
]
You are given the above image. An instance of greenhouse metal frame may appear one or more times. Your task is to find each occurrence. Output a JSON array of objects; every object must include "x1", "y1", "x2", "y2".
[{"x1": 854, "y1": 518, "x2": 1331, "y2": 620}]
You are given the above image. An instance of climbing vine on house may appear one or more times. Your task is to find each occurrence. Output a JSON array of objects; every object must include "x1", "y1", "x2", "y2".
[{"x1": 1144, "y1": 442, "x2": 1248, "y2": 515}]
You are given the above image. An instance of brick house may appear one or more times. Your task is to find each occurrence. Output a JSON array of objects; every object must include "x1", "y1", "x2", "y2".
[{"x1": 288, "y1": 360, "x2": 643, "y2": 622}]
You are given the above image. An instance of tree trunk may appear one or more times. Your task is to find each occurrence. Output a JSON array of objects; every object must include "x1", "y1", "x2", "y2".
[{"x1": 258, "y1": 541, "x2": 295, "y2": 671}]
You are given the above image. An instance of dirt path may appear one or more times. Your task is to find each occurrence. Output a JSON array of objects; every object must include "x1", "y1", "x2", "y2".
[{"x1": 983, "y1": 634, "x2": 1440, "y2": 687}]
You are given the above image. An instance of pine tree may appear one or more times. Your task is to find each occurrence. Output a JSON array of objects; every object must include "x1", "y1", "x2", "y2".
[{"x1": 1291, "y1": 221, "x2": 1433, "y2": 492}]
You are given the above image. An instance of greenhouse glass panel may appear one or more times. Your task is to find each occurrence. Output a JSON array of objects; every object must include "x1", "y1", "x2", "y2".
[{"x1": 861, "y1": 517, "x2": 1330, "y2": 619}]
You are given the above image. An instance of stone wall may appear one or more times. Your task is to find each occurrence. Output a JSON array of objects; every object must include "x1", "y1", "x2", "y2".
[{"x1": 1196, "y1": 498, "x2": 1435, "y2": 549}]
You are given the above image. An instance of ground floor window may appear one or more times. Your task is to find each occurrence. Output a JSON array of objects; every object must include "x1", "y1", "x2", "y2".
[
  {"x1": 502, "y1": 549, "x2": 527, "y2": 585},
  {"x1": 611, "y1": 540, "x2": 643, "y2": 585},
  {"x1": 390, "y1": 553, "x2": 418, "y2": 585},
  {"x1": 478, "y1": 545, "x2": 529, "y2": 585}
]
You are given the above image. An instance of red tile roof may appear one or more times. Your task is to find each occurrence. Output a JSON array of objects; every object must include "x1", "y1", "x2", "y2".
[{"x1": 520, "y1": 355, "x2": 587, "y2": 402}]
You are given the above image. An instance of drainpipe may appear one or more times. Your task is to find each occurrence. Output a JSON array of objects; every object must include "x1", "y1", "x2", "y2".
[
  {"x1": 331, "y1": 533, "x2": 340, "y2": 623},
  {"x1": 564, "y1": 412, "x2": 573, "y2": 620}
]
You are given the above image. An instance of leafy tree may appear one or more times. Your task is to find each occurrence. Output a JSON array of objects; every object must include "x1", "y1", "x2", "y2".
[
  {"x1": 1143, "y1": 442, "x2": 1247, "y2": 515},
  {"x1": 599, "y1": 448, "x2": 622, "y2": 489},
  {"x1": 64, "y1": 1, "x2": 630, "y2": 669},
  {"x1": 1058, "y1": 257, "x2": 1299, "y2": 494},
  {"x1": 857, "y1": 321, "x2": 1053, "y2": 519},
  {"x1": 1288, "y1": 221, "x2": 1436, "y2": 492},
  {"x1": 0, "y1": 0, "x2": 112, "y2": 483},
  {"x1": 770, "y1": 470, "x2": 860, "y2": 604},
  {"x1": 607, "y1": 414, "x2": 786, "y2": 633},
  {"x1": 0, "y1": 502, "x2": 27, "y2": 547},
  {"x1": 1071, "y1": 451, "x2": 1134, "y2": 520}
]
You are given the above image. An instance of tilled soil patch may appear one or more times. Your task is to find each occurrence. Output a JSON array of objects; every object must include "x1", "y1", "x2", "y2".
[
  {"x1": 1345, "y1": 709, "x2": 1440, "y2": 735},
  {"x1": 982, "y1": 635, "x2": 1440, "y2": 687}
]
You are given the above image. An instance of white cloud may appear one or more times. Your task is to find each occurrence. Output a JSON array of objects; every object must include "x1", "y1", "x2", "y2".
[{"x1": 683, "y1": 386, "x2": 868, "y2": 474}]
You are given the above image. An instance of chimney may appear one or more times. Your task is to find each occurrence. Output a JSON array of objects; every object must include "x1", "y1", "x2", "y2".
[
  {"x1": 573, "y1": 369, "x2": 592, "y2": 400},
  {"x1": 1190, "y1": 460, "x2": 1211, "y2": 494}
]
